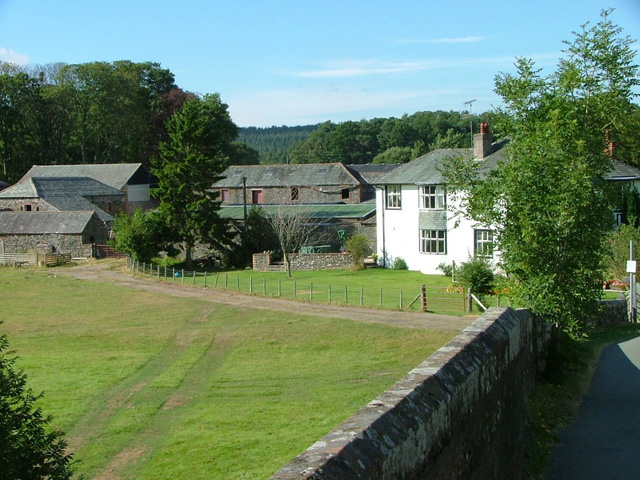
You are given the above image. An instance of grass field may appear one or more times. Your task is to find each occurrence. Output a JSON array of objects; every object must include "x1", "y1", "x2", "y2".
[
  {"x1": 135, "y1": 262, "x2": 493, "y2": 314},
  {"x1": 0, "y1": 267, "x2": 457, "y2": 479}
]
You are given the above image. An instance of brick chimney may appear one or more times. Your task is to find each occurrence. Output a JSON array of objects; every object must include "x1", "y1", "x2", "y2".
[
  {"x1": 474, "y1": 122, "x2": 493, "y2": 159},
  {"x1": 604, "y1": 131, "x2": 616, "y2": 158}
]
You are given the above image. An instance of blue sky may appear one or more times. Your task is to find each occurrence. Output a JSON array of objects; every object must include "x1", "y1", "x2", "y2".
[{"x1": 1, "y1": 1, "x2": 638, "y2": 127}]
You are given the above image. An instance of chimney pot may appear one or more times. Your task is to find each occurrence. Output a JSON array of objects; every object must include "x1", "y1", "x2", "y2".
[{"x1": 474, "y1": 123, "x2": 492, "y2": 159}]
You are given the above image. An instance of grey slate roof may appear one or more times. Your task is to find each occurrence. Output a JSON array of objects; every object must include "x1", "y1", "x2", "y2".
[
  {"x1": 607, "y1": 161, "x2": 640, "y2": 181},
  {"x1": 0, "y1": 211, "x2": 95, "y2": 234},
  {"x1": 346, "y1": 164, "x2": 403, "y2": 183},
  {"x1": 376, "y1": 140, "x2": 509, "y2": 185},
  {"x1": 214, "y1": 163, "x2": 362, "y2": 188},
  {"x1": 42, "y1": 196, "x2": 114, "y2": 223},
  {"x1": 0, "y1": 177, "x2": 124, "y2": 199},
  {"x1": 20, "y1": 163, "x2": 152, "y2": 190}
]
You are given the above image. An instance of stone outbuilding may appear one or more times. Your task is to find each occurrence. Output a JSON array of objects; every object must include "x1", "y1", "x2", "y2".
[
  {"x1": 0, "y1": 211, "x2": 108, "y2": 258},
  {"x1": 19, "y1": 163, "x2": 157, "y2": 213}
]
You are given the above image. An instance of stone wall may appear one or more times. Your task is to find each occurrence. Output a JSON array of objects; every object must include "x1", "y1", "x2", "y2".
[
  {"x1": 0, "y1": 234, "x2": 92, "y2": 258},
  {"x1": 222, "y1": 186, "x2": 364, "y2": 205},
  {"x1": 599, "y1": 298, "x2": 628, "y2": 325},
  {"x1": 253, "y1": 252, "x2": 355, "y2": 271},
  {"x1": 271, "y1": 307, "x2": 550, "y2": 480}
]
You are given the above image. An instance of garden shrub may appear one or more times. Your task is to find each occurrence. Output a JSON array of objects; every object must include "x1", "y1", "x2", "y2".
[
  {"x1": 393, "y1": 257, "x2": 408, "y2": 270},
  {"x1": 457, "y1": 257, "x2": 495, "y2": 296},
  {"x1": 345, "y1": 234, "x2": 370, "y2": 269}
]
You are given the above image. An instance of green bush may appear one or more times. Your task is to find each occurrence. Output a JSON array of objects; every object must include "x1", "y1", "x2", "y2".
[
  {"x1": 345, "y1": 234, "x2": 370, "y2": 269},
  {"x1": 437, "y1": 262, "x2": 453, "y2": 277},
  {"x1": 457, "y1": 257, "x2": 495, "y2": 296},
  {"x1": 393, "y1": 257, "x2": 408, "y2": 270}
]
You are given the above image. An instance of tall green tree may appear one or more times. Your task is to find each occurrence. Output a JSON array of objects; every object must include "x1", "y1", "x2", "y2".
[
  {"x1": 444, "y1": 9, "x2": 639, "y2": 337},
  {"x1": 0, "y1": 327, "x2": 76, "y2": 479},
  {"x1": 0, "y1": 70, "x2": 42, "y2": 182},
  {"x1": 152, "y1": 94, "x2": 237, "y2": 267}
]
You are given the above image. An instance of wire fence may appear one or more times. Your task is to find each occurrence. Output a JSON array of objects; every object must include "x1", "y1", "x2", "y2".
[{"x1": 127, "y1": 258, "x2": 477, "y2": 315}]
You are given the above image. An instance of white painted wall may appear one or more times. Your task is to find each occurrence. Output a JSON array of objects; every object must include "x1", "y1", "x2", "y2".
[{"x1": 376, "y1": 185, "x2": 498, "y2": 274}]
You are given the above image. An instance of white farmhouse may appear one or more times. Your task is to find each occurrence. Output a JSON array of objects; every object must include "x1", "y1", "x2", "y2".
[{"x1": 375, "y1": 126, "x2": 507, "y2": 274}]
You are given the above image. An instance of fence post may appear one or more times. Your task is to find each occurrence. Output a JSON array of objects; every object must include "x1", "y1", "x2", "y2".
[
  {"x1": 204, "y1": 271, "x2": 207, "y2": 287},
  {"x1": 294, "y1": 281, "x2": 297, "y2": 298},
  {"x1": 421, "y1": 285, "x2": 427, "y2": 312},
  {"x1": 237, "y1": 276, "x2": 240, "y2": 291},
  {"x1": 379, "y1": 288, "x2": 383, "y2": 307},
  {"x1": 467, "y1": 288, "x2": 473, "y2": 312},
  {"x1": 193, "y1": 270, "x2": 196, "y2": 284},
  {"x1": 225, "y1": 273, "x2": 228, "y2": 289},
  {"x1": 157, "y1": 265, "x2": 160, "y2": 279},
  {"x1": 181, "y1": 269, "x2": 184, "y2": 283},
  {"x1": 250, "y1": 277, "x2": 253, "y2": 293},
  {"x1": 263, "y1": 278, "x2": 266, "y2": 295},
  {"x1": 345, "y1": 285, "x2": 348, "y2": 304},
  {"x1": 278, "y1": 279, "x2": 281, "y2": 297},
  {"x1": 400, "y1": 290, "x2": 403, "y2": 309},
  {"x1": 360, "y1": 287, "x2": 364, "y2": 306},
  {"x1": 328, "y1": 284, "x2": 332, "y2": 303},
  {"x1": 310, "y1": 283, "x2": 313, "y2": 300}
]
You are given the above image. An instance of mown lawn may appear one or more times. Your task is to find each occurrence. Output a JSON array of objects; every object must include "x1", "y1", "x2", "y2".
[
  {"x1": 0, "y1": 267, "x2": 456, "y2": 479},
  {"x1": 138, "y1": 263, "x2": 479, "y2": 314}
]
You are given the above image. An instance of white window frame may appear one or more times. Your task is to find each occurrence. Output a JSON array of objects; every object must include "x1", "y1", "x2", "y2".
[
  {"x1": 386, "y1": 185, "x2": 402, "y2": 209},
  {"x1": 420, "y1": 229, "x2": 447, "y2": 254},
  {"x1": 419, "y1": 185, "x2": 446, "y2": 210},
  {"x1": 475, "y1": 229, "x2": 494, "y2": 257}
]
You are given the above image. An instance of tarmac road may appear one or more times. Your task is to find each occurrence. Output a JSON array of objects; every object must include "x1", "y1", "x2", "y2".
[{"x1": 546, "y1": 335, "x2": 640, "y2": 480}]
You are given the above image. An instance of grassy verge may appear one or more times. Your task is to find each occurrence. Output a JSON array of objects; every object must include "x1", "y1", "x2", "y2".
[
  {"x1": 136, "y1": 262, "x2": 485, "y2": 315},
  {"x1": 0, "y1": 267, "x2": 456, "y2": 479},
  {"x1": 527, "y1": 322, "x2": 640, "y2": 478}
]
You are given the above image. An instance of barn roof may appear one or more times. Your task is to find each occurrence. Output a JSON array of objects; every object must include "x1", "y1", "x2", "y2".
[
  {"x1": 214, "y1": 163, "x2": 362, "y2": 188},
  {"x1": 0, "y1": 177, "x2": 124, "y2": 199},
  {"x1": 20, "y1": 163, "x2": 153, "y2": 189},
  {"x1": 0, "y1": 211, "x2": 95, "y2": 234}
]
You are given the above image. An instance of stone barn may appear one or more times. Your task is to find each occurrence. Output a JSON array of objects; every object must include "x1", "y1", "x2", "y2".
[{"x1": 0, "y1": 211, "x2": 108, "y2": 258}]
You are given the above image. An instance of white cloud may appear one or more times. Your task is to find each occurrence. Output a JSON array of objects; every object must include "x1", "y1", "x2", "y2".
[
  {"x1": 294, "y1": 56, "x2": 520, "y2": 79},
  {"x1": 0, "y1": 47, "x2": 31, "y2": 65},
  {"x1": 227, "y1": 86, "x2": 462, "y2": 127},
  {"x1": 295, "y1": 60, "x2": 430, "y2": 78},
  {"x1": 395, "y1": 36, "x2": 486, "y2": 45}
]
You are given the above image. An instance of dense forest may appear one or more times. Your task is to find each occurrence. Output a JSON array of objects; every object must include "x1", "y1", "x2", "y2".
[
  {"x1": 238, "y1": 125, "x2": 318, "y2": 164},
  {"x1": 2, "y1": 60, "x2": 639, "y2": 184}
]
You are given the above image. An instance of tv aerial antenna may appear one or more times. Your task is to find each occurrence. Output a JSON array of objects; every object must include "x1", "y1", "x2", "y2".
[{"x1": 463, "y1": 99, "x2": 477, "y2": 145}]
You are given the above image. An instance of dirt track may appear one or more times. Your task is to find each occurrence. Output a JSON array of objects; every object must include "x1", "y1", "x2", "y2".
[{"x1": 54, "y1": 259, "x2": 478, "y2": 332}]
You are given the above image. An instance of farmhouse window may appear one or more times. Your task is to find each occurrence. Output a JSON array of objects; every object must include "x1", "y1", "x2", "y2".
[
  {"x1": 341, "y1": 188, "x2": 350, "y2": 200},
  {"x1": 24, "y1": 204, "x2": 32, "y2": 211},
  {"x1": 220, "y1": 189, "x2": 229, "y2": 202},
  {"x1": 475, "y1": 229, "x2": 493, "y2": 257},
  {"x1": 386, "y1": 185, "x2": 402, "y2": 209},
  {"x1": 420, "y1": 229, "x2": 446, "y2": 254},
  {"x1": 291, "y1": 186, "x2": 299, "y2": 201},
  {"x1": 251, "y1": 189, "x2": 263, "y2": 204},
  {"x1": 419, "y1": 185, "x2": 446, "y2": 210}
]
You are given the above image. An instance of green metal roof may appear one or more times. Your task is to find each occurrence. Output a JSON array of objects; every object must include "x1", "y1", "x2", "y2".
[{"x1": 218, "y1": 203, "x2": 376, "y2": 221}]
